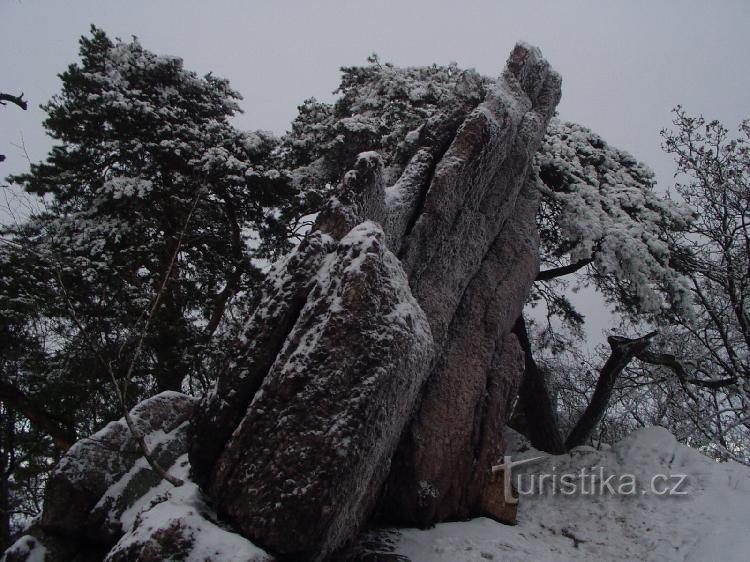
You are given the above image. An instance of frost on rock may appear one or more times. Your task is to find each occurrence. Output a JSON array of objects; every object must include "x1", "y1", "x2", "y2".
[
  {"x1": 1, "y1": 536, "x2": 47, "y2": 562},
  {"x1": 104, "y1": 456, "x2": 272, "y2": 562},
  {"x1": 189, "y1": 229, "x2": 336, "y2": 485},
  {"x1": 2, "y1": 396, "x2": 273, "y2": 562},
  {"x1": 185, "y1": 41, "x2": 559, "y2": 559},
  {"x1": 41, "y1": 391, "x2": 197, "y2": 538},
  {"x1": 380, "y1": 42, "x2": 560, "y2": 526},
  {"x1": 208, "y1": 220, "x2": 434, "y2": 558}
]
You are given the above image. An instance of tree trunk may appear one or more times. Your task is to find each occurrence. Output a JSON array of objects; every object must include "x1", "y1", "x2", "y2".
[
  {"x1": 0, "y1": 408, "x2": 15, "y2": 552},
  {"x1": 565, "y1": 332, "x2": 658, "y2": 449},
  {"x1": 511, "y1": 316, "x2": 566, "y2": 454}
]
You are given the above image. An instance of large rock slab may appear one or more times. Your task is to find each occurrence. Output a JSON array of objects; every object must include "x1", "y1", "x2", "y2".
[
  {"x1": 378, "y1": 43, "x2": 560, "y2": 525},
  {"x1": 189, "y1": 229, "x2": 335, "y2": 485},
  {"x1": 209, "y1": 221, "x2": 434, "y2": 559},
  {"x1": 190, "y1": 152, "x2": 387, "y2": 485},
  {"x1": 382, "y1": 175, "x2": 540, "y2": 525}
]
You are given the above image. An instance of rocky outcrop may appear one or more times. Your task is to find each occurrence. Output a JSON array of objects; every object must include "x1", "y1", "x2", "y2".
[
  {"x1": 377, "y1": 43, "x2": 559, "y2": 525},
  {"x1": 1, "y1": 393, "x2": 202, "y2": 562},
  {"x1": 193, "y1": 41, "x2": 559, "y2": 558},
  {"x1": 42, "y1": 392, "x2": 197, "y2": 539},
  {"x1": 7, "y1": 42, "x2": 560, "y2": 562},
  {"x1": 190, "y1": 151, "x2": 435, "y2": 561},
  {"x1": 381, "y1": 174, "x2": 546, "y2": 525},
  {"x1": 209, "y1": 221, "x2": 433, "y2": 559}
]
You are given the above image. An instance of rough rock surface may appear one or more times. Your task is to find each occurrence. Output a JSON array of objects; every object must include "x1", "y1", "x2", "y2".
[
  {"x1": 190, "y1": 152, "x2": 387, "y2": 486},
  {"x1": 4, "y1": 454, "x2": 274, "y2": 562},
  {"x1": 102, "y1": 456, "x2": 272, "y2": 562},
  {"x1": 189, "y1": 229, "x2": 335, "y2": 485},
  {"x1": 194, "y1": 41, "x2": 558, "y2": 557},
  {"x1": 1, "y1": 393, "x2": 196, "y2": 561},
  {"x1": 382, "y1": 175, "x2": 544, "y2": 525},
  {"x1": 41, "y1": 391, "x2": 197, "y2": 539},
  {"x1": 209, "y1": 221, "x2": 434, "y2": 559},
  {"x1": 376, "y1": 43, "x2": 560, "y2": 525},
  {"x1": 7, "y1": 42, "x2": 561, "y2": 562}
]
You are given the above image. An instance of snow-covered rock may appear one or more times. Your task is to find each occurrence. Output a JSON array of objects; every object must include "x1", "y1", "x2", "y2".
[
  {"x1": 41, "y1": 391, "x2": 197, "y2": 538},
  {"x1": 188, "y1": 41, "x2": 559, "y2": 559},
  {"x1": 381, "y1": 42, "x2": 559, "y2": 526},
  {"x1": 208, "y1": 220, "x2": 434, "y2": 559},
  {"x1": 2, "y1": 394, "x2": 274, "y2": 562},
  {"x1": 103, "y1": 456, "x2": 272, "y2": 562},
  {"x1": 190, "y1": 229, "x2": 337, "y2": 484}
]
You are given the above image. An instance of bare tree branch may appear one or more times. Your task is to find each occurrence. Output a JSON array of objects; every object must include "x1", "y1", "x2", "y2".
[
  {"x1": 636, "y1": 350, "x2": 738, "y2": 389},
  {"x1": 565, "y1": 331, "x2": 659, "y2": 449},
  {"x1": 536, "y1": 257, "x2": 593, "y2": 281},
  {"x1": 0, "y1": 93, "x2": 27, "y2": 111}
]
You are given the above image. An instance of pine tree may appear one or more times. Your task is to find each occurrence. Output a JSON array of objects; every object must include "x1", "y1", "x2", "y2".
[{"x1": 4, "y1": 26, "x2": 296, "y2": 397}]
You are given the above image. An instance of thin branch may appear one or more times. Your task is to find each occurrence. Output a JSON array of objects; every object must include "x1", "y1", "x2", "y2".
[
  {"x1": 51, "y1": 190, "x2": 202, "y2": 487},
  {"x1": 635, "y1": 350, "x2": 738, "y2": 389},
  {"x1": 204, "y1": 195, "x2": 243, "y2": 338},
  {"x1": 119, "y1": 190, "x2": 202, "y2": 405},
  {"x1": 536, "y1": 257, "x2": 593, "y2": 281},
  {"x1": 54, "y1": 268, "x2": 183, "y2": 486}
]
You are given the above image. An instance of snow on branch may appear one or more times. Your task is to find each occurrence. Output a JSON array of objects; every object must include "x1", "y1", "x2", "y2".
[{"x1": 0, "y1": 92, "x2": 28, "y2": 111}]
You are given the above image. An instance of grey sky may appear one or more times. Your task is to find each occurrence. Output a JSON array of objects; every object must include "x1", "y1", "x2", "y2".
[{"x1": 1, "y1": 0, "x2": 748, "y2": 343}]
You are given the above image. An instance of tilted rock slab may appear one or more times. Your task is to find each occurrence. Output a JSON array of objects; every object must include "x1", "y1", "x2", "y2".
[
  {"x1": 12, "y1": 42, "x2": 562, "y2": 562},
  {"x1": 209, "y1": 221, "x2": 433, "y2": 559},
  {"x1": 189, "y1": 42, "x2": 560, "y2": 558},
  {"x1": 191, "y1": 152, "x2": 435, "y2": 559},
  {"x1": 376, "y1": 43, "x2": 560, "y2": 526}
]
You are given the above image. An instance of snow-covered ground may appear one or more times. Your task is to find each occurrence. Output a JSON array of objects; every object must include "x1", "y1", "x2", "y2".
[
  {"x1": 390, "y1": 427, "x2": 750, "y2": 561},
  {"x1": 8, "y1": 426, "x2": 747, "y2": 561}
]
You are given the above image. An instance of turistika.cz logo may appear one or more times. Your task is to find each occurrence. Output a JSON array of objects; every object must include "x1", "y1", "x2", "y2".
[{"x1": 492, "y1": 456, "x2": 689, "y2": 504}]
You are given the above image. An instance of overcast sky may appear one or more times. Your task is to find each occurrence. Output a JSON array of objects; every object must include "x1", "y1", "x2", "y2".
[{"x1": 1, "y1": 0, "x2": 748, "y2": 343}]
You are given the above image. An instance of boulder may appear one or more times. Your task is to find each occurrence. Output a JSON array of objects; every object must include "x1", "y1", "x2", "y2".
[
  {"x1": 209, "y1": 221, "x2": 434, "y2": 558},
  {"x1": 41, "y1": 391, "x2": 197, "y2": 539}
]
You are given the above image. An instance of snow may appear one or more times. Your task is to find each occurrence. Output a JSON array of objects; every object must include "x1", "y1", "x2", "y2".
[
  {"x1": 535, "y1": 119, "x2": 694, "y2": 316},
  {"x1": 106, "y1": 455, "x2": 272, "y2": 561},
  {"x1": 387, "y1": 427, "x2": 750, "y2": 561},
  {"x1": 2, "y1": 535, "x2": 47, "y2": 562}
]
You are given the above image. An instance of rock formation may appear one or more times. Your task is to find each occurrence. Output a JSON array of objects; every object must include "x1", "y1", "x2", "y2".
[
  {"x1": 3, "y1": 42, "x2": 561, "y2": 562},
  {"x1": 195, "y1": 41, "x2": 560, "y2": 558},
  {"x1": 379, "y1": 43, "x2": 559, "y2": 525}
]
